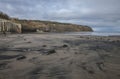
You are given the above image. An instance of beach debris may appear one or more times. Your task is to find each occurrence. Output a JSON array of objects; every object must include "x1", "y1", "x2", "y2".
[{"x1": 16, "y1": 55, "x2": 26, "y2": 60}]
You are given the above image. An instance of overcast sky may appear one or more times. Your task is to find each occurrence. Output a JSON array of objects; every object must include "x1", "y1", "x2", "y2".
[{"x1": 0, "y1": 0, "x2": 120, "y2": 32}]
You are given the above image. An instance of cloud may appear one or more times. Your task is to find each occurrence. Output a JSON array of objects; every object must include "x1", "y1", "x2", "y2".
[{"x1": 0, "y1": 0, "x2": 120, "y2": 32}]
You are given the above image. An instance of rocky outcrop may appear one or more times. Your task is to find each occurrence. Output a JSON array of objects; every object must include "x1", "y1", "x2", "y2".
[
  {"x1": 13, "y1": 20, "x2": 93, "y2": 33},
  {"x1": 0, "y1": 19, "x2": 22, "y2": 33},
  {"x1": 0, "y1": 11, "x2": 93, "y2": 33}
]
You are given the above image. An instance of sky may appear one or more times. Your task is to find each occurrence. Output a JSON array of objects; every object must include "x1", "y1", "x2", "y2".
[{"x1": 0, "y1": 0, "x2": 120, "y2": 32}]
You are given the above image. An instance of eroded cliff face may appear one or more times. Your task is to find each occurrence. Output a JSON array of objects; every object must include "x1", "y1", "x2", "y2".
[
  {"x1": 0, "y1": 11, "x2": 93, "y2": 33},
  {"x1": 13, "y1": 20, "x2": 93, "y2": 33},
  {"x1": 0, "y1": 19, "x2": 93, "y2": 33},
  {"x1": 0, "y1": 19, "x2": 22, "y2": 33}
]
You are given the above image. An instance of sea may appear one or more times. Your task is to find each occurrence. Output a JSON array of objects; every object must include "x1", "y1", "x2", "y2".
[{"x1": 64, "y1": 32, "x2": 120, "y2": 36}]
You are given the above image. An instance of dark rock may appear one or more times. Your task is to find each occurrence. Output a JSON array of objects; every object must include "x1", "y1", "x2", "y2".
[
  {"x1": 74, "y1": 52, "x2": 79, "y2": 54},
  {"x1": 62, "y1": 44, "x2": 68, "y2": 48},
  {"x1": 81, "y1": 66, "x2": 87, "y2": 70},
  {"x1": 0, "y1": 62, "x2": 7, "y2": 70},
  {"x1": 96, "y1": 62, "x2": 105, "y2": 71},
  {"x1": 27, "y1": 41, "x2": 32, "y2": 43},
  {"x1": 0, "y1": 55, "x2": 20, "y2": 60},
  {"x1": 42, "y1": 45, "x2": 47, "y2": 47},
  {"x1": 16, "y1": 55, "x2": 26, "y2": 60},
  {"x1": 117, "y1": 74, "x2": 120, "y2": 77},
  {"x1": 87, "y1": 70, "x2": 95, "y2": 74},
  {"x1": 29, "y1": 67, "x2": 43, "y2": 75},
  {"x1": 24, "y1": 39, "x2": 26, "y2": 41},
  {"x1": 81, "y1": 62, "x2": 87, "y2": 70},
  {"x1": 20, "y1": 48, "x2": 31, "y2": 52},
  {"x1": 116, "y1": 40, "x2": 120, "y2": 42},
  {"x1": 27, "y1": 49, "x2": 31, "y2": 51},
  {"x1": 43, "y1": 49, "x2": 56, "y2": 55}
]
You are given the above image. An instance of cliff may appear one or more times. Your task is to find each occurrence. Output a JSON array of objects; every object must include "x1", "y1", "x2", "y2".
[
  {"x1": 13, "y1": 20, "x2": 93, "y2": 33},
  {"x1": 0, "y1": 19, "x2": 22, "y2": 33},
  {"x1": 0, "y1": 11, "x2": 93, "y2": 33}
]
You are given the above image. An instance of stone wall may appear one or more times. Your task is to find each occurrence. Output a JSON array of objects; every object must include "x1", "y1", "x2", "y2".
[{"x1": 0, "y1": 19, "x2": 22, "y2": 33}]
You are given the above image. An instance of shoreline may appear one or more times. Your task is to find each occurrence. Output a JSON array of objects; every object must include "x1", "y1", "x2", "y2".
[{"x1": 1, "y1": 31, "x2": 120, "y2": 36}]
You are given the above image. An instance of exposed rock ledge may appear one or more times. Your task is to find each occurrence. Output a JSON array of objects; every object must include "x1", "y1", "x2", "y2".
[{"x1": 0, "y1": 19, "x2": 22, "y2": 33}]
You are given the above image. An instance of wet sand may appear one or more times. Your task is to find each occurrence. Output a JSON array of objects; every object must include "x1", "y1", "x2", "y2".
[{"x1": 0, "y1": 34, "x2": 120, "y2": 79}]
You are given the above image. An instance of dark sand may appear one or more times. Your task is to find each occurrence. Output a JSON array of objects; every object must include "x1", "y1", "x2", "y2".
[{"x1": 0, "y1": 34, "x2": 120, "y2": 79}]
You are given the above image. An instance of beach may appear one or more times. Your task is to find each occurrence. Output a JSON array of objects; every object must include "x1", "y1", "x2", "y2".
[{"x1": 0, "y1": 33, "x2": 120, "y2": 79}]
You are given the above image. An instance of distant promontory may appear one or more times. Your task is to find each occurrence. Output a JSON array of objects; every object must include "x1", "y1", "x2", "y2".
[{"x1": 0, "y1": 11, "x2": 93, "y2": 33}]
